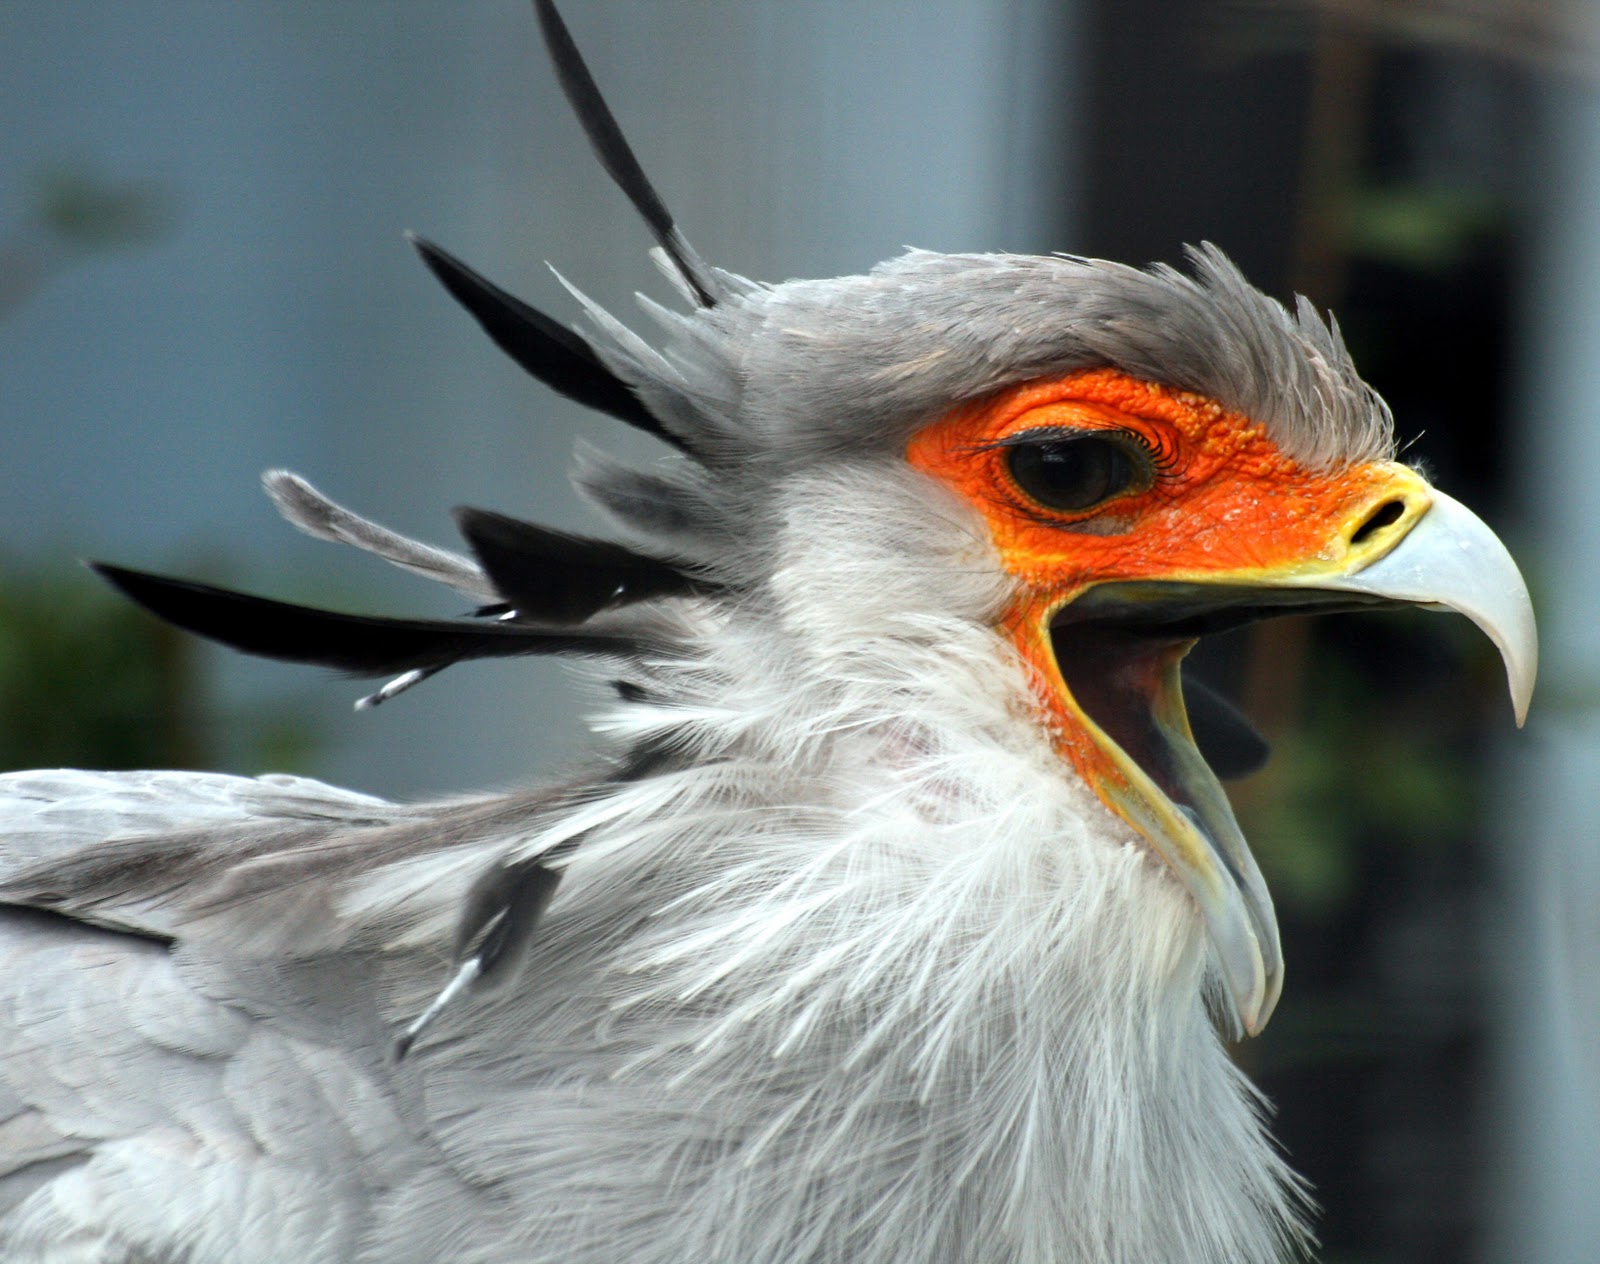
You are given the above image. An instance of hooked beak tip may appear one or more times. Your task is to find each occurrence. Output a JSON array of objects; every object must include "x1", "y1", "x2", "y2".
[{"x1": 1338, "y1": 487, "x2": 1537, "y2": 726}]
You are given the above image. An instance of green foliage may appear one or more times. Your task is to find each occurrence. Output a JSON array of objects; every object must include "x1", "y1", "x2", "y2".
[
  {"x1": 0, "y1": 560, "x2": 317, "y2": 775},
  {"x1": 1346, "y1": 184, "x2": 1504, "y2": 274}
]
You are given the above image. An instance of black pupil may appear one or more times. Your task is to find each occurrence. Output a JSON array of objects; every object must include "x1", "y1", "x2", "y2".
[{"x1": 1006, "y1": 436, "x2": 1136, "y2": 512}]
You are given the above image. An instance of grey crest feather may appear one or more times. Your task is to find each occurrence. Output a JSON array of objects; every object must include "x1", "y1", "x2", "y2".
[
  {"x1": 265, "y1": 470, "x2": 497, "y2": 603},
  {"x1": 563, "y1": 243, "x2": 1394, "y2": 481}
]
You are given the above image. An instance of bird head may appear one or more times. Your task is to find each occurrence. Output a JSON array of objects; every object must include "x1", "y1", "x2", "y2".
[
  {"x1": 904, "y1": 359, "x2": 1532, "y2": 1035},
  {"x1": 581, "y1": 243, "x2": 1537, "y2": 1039}
]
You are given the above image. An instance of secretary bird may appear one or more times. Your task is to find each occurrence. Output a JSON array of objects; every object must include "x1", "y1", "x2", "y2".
[{"x1": 0, "y1": 3, "x2": 1535, "y2": 1261}]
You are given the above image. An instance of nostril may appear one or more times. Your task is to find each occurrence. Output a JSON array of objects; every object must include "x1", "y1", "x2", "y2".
[{"x1": 1351, "y1": 499, "x2": 1405, "y2": 545}]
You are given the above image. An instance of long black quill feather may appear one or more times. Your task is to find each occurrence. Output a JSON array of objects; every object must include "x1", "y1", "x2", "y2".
[
  {"x1": 409, "y1": 235, "x2": 688, "y2": 451},
  {"x1": 91, "y1": 563, "x2": 639, "y2": 677},
  {"x1": 453, "y1": 507, "x2": 705, "y2": 624},
  {"x1": 534, "y1": 0, "x2": 720, "y2": 307}
]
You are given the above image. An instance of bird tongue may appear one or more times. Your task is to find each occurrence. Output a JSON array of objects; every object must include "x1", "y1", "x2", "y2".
[{"x1": 1050, "y1": 622, "x2": 1199, "y2": 810}]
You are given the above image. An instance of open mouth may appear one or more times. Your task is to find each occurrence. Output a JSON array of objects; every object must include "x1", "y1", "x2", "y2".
[
  {"x1": 1037, "y1": 477, "x2": 1538, "y2": 1039},
  {"x1": 985, "y1": 478, "x2": 1536, "y2": 1041},
  {"x1": 1048, "y1": 575, "x2": 1410, "y2": 804},
  {"x1": 1047, "y1": 583, "x2": 1374, "y2": 807},
  {"x1": 1039, "y1": 586, "x2": 1371, "y2": 1037}
]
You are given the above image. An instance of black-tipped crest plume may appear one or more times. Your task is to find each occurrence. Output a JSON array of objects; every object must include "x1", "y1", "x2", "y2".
[
  {"x1": 453, "y1": 507, "x2": 708, "y2": 624},
  {"x1": 408, "y1": 235, "x2": 687, "y2": 451},
  {"x1": 533, "y1": 0, "x2": 721, "y2": 308}
]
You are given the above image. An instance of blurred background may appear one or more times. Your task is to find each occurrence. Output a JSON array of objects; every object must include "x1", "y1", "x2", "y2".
[{"x1": 1, "y1": 1, "x2": 1595, "y2": 1259}]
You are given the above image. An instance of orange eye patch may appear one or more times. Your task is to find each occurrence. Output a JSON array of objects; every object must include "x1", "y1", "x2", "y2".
[{"x1": 907, "y1": 367, "x2": 1403, "y2": 601}]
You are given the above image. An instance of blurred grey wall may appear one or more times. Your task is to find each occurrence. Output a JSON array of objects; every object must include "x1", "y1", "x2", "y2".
[
  {"x1": 0, "y1": 0, "x2": 1077, "y2": 797},
  {"x1": 1492, "y1": 42, "x2": 1600, "y2": 1264}
]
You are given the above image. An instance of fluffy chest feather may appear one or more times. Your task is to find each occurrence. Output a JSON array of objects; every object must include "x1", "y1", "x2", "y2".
[{"x1": 417, "y1": 624, "x2": 1307, "y2": 1264}]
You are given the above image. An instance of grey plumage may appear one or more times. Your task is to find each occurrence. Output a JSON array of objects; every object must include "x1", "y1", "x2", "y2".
[{"x1": 568, "y1": 245, "x2": 1394, "y2": 479}]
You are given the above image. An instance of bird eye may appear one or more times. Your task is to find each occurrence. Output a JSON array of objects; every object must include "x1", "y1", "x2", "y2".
[{"x1": 1004, "y1": 434, "x2": 1148, "y2": 513}]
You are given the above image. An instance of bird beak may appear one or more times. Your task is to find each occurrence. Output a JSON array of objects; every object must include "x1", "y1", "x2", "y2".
[
  {"x1": 1303, "y1": 486, "x2": 1536, "y2": 725},
  {"x1": 1045, "y1": 469, "x2": 1537, "y2": 1038}
]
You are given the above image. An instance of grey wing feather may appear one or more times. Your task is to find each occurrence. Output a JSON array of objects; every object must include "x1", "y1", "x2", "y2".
[
  {"x1": 0, "y1": 768, "x2": 388, "y2": 877},
  {"x1": 0, "y1": 769, "x2": 531, "y2": 1262},
  {"x1": 0, "y1": 769, "x2": 398, "y2": 941},
  {"x1": 0, "y1": 907, "x2": 437, "y2": 1262}
]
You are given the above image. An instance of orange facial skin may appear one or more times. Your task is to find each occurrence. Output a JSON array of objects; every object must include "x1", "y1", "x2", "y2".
[{"x1": 906, "y1": 366, "x2": 1420, "y2": 807}]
